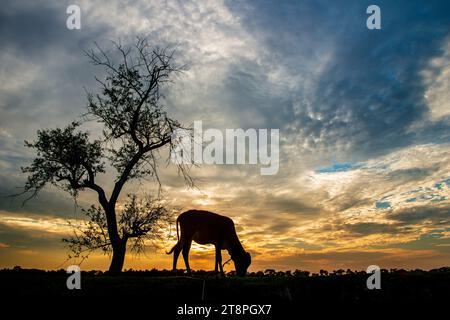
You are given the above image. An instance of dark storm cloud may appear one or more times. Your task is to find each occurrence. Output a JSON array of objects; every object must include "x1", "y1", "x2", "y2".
[
  {"x1": 0, "y1": 0, "x2": 110, "y2": 138},
  {"x1": 386, "y1": 167, "x2": 439, "y2": 183},
  {"x1": 0, "y1": 173, "x2": 87, "y2": 218},
  {"x1": 0, "y1": 1, "x2": 67, "y2": 56},
  {"x1": 0, "y1": 223, "x2": 62, "y2": 249},
  {"x1": 327, "y1": 194, "x2": 373, "y2": 212},
  {"x1": 396, "y1": 232, "x2": 450, "y2": 251},
  {"x1": 343, "y1": 222, "x2": 404, "y2": 235},
  {"x1": 230, "y1": 188, "x2": 323, "y2": 216},
  {"x1": 0, "y1": 2, "x2": 78, "y2": 58},
  {"x1": 388, "y1": 205, "x2": 450, "y2": 224},
  {"x1": 227, "y1": 0, "x2": 450, "y2": 158},
  {"x1": 320, "y1": 204, "x2": 450, "y2": 238},
  {"x1": 220, "y1": 61, "x2": 295, "y2": 129},
  {"x1": 0, "y1": 1, "x2": 111, "y2": 217},
  {"x1": 0, "y1": 1, "x2": 108, "y2": 60},
  {"x1": 264, "y1": 195, "x2": 321, "y2": 215}
]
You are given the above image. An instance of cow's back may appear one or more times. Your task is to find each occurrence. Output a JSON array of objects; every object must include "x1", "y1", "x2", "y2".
[{"x1": 178, "y1": 210, "x2": 235, "y2": 246}]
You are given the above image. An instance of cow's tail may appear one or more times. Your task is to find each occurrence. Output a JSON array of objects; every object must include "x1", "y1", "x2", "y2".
[{"x1": 166, "y1": 216, "x2": 180, "y2": 254}]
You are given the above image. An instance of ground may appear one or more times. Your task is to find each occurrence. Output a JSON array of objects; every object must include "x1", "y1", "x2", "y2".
[{"x1": 1, "y1": 268, "x2": 448, "y2": 317}]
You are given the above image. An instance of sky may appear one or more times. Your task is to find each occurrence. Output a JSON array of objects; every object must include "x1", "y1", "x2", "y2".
[{"x1": 0, "y1": 0, "x2": 449, "y2": 272}]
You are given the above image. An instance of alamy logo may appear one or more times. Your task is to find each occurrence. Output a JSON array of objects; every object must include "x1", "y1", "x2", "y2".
[
  {"x1": 66, "y1": 5, "x2": 81, "y2": 30},
  {"x1": 171, "y1": 121, "x2": 280, "y2": 175},
  {"x1": 366, "y1": 265, "x2": 381, "y2": 289},
  {"x1": 66, "y1": 265, "x2": 81, "y2": 289},
  {"x1": 366, "y1": 5, "x2": 381, "y2": 30}
]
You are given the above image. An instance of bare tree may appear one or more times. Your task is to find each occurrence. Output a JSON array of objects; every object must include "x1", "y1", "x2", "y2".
[{"x1": 19, "y1": 38, "x2": 192, "y2": 274}]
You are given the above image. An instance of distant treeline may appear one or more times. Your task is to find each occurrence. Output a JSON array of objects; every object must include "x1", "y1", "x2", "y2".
[
  {"x1": 2, "y1": 266, "x2": 449, "y2": 277},
  {"x1": 1, "y1": 266, "x2": 449, "y2": 304}
]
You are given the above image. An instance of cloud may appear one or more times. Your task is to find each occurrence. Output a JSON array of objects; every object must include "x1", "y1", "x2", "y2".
[
  {"x1": 0, "y1": 219, "x2": 63, "y2": 250},
  {"x1": 343, "y1": 222, "x2": 402, "y2": 235},
  {"x1": 0, "y1": 173, "x2": 93, "y2": 218},
  {"x1": 422, "y1": 38, "x2": 450, "y2": 121},
  {"x1": 388, "y1": 205, "x2": 450, "y2": 224},
  {"x1": 230, "y1": 0, "x2": 450, "y2": 159},
  {"x1": 256, "y1": 248, "x2": 449, "y2": 272}
]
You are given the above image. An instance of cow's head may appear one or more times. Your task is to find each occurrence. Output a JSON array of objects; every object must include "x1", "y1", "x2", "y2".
[{"x1": 233, "y1": 251, "x2": 251, "y2": 276}]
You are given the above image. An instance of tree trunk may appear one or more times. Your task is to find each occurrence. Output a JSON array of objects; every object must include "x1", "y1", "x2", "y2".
[
  {"x1": 108, "y1": 240, "x2": 127, "y2": 274},
  {"x1": 102, "y1": 204, "x2": 125, "y2": 275}
]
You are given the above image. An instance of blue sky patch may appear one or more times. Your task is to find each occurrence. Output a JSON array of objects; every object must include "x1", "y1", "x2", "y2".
[
  {"x1": 316, "y1": 162, "x2": 362, "y2": 173},
  {"x1": 375, "y1": 201, "x2": 391, "y2": 209}
]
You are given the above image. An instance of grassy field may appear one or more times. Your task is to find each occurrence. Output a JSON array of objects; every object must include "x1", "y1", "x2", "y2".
[
  {"x1": 1, "y1": 267, "x2": 447, "y2": 318},
  {"x1": 1, "y1": 267, "x2": 449, "y2": 303}
]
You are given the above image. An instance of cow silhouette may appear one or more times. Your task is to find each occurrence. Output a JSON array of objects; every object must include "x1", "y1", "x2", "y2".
[{"x1": 167, "y1": 210, "x2": 251, "y2": 276}]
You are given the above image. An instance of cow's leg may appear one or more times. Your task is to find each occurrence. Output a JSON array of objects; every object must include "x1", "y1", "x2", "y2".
[
  {"x1": 214, "y1": 245, "x2": 220, "y2": 275},
  {"x1": 172, "y1": 242, "x2": 182, "y2": 273},
  {"x1": 219, "y1": 254, "x2": 224, "y2": 276},
  {"x1": 182, "y1": 239, "x2": 192, "y2": 275},
  {"x1": 215, "y1": 245, "x2": 224, "y2": 276}
]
